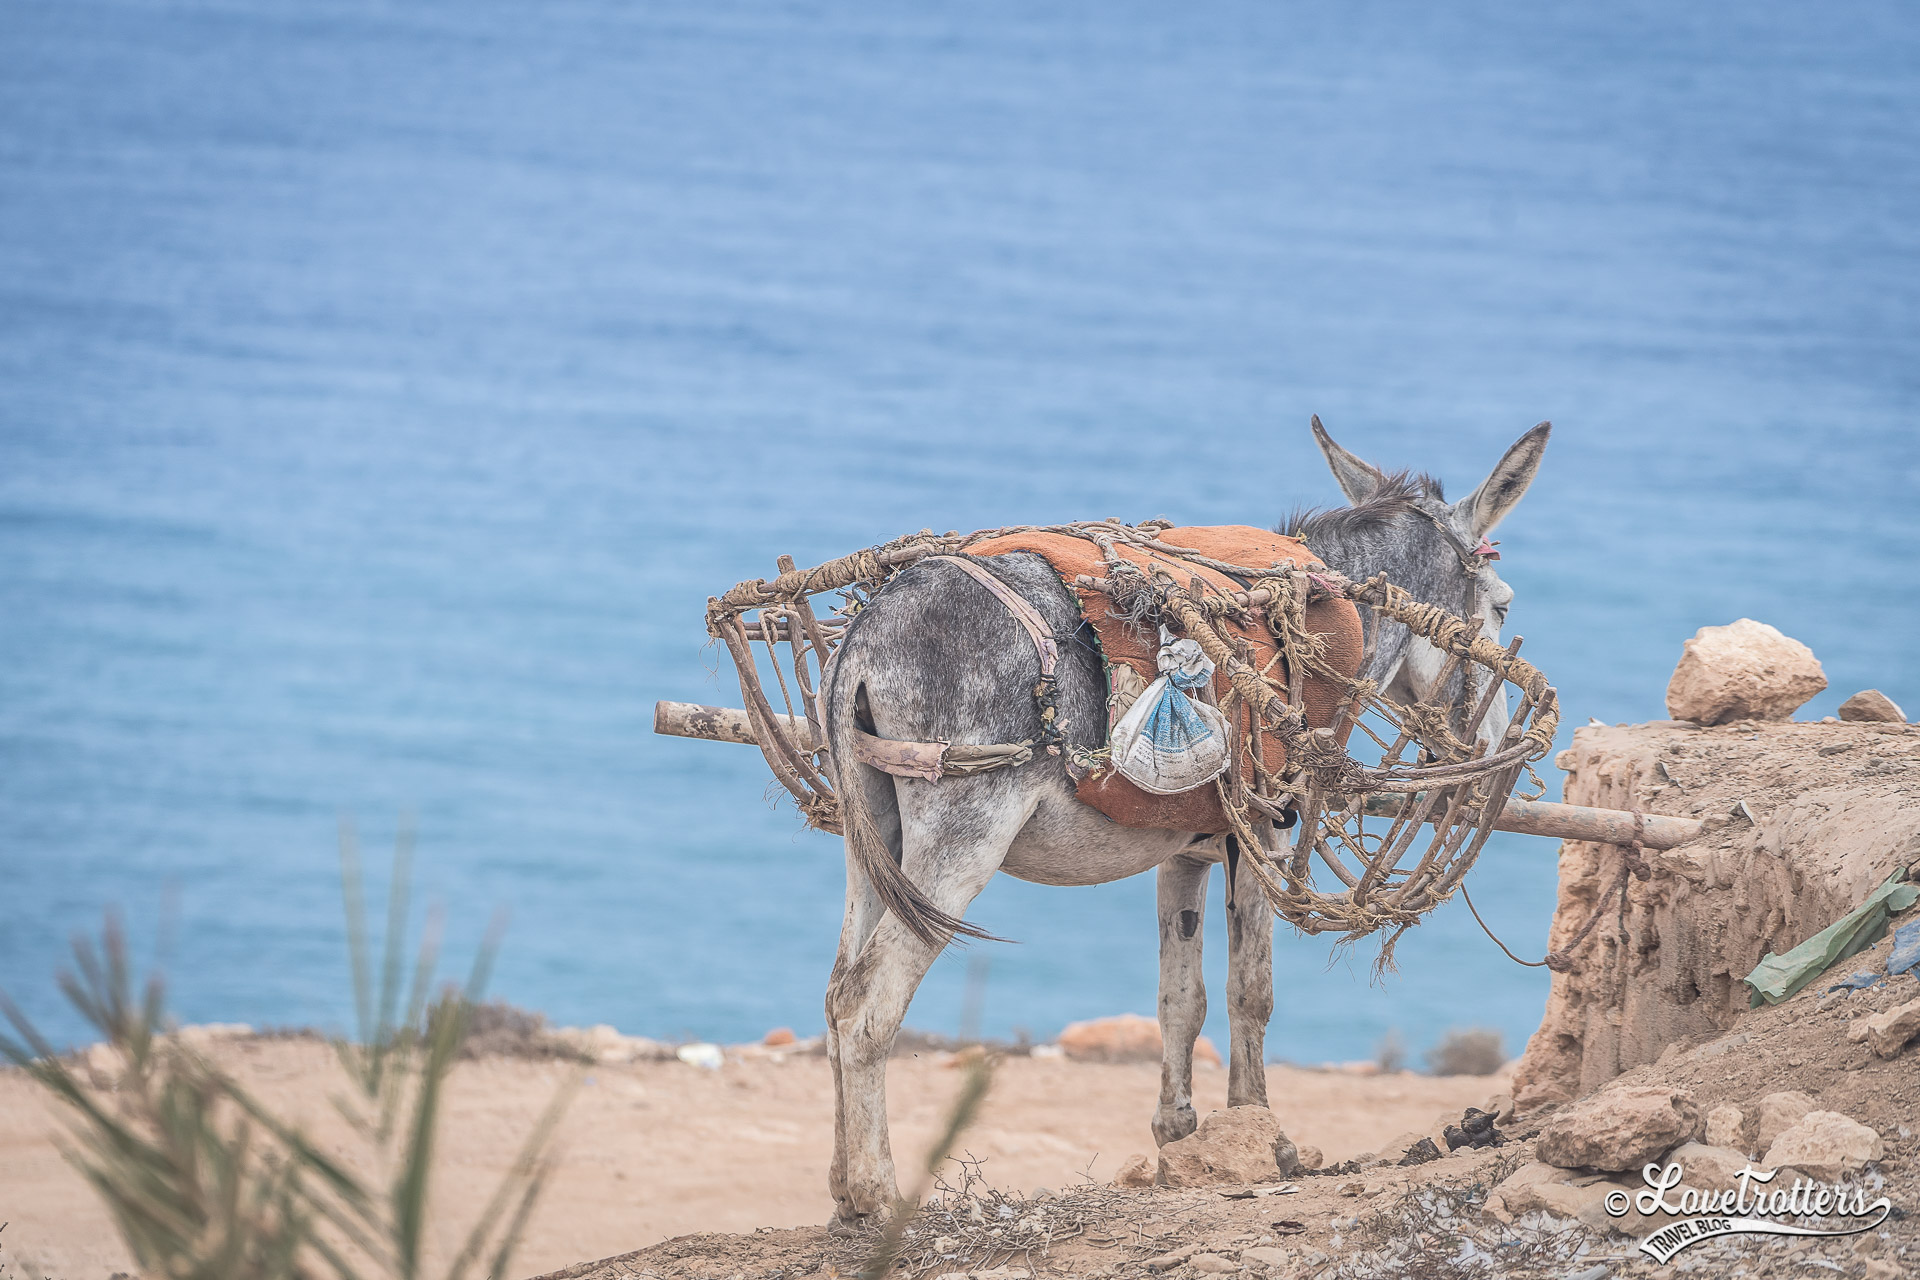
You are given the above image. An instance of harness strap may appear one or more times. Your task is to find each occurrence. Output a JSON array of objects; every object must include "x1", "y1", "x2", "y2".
[{"x1": 926, "y1": 555, "x2": 1059, "y2": 675}]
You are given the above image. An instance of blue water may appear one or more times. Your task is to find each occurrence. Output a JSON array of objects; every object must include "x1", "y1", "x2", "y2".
[{"x1": 4, "y1": 1, "x2": 1918, "y2": 1067}]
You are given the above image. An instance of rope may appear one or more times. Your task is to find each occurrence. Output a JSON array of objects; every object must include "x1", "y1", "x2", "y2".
[
  {"x1": 1461, "y1": 809, "x2": 1653, "y2": 972},
  {"x1": 705, "y1": 518, "x2": 1564, "y2": 943}
]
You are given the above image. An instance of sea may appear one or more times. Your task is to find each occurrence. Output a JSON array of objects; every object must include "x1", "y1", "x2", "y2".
[{"x1": 3, "y1": 0, "x2": 1917, "y2": 1066}]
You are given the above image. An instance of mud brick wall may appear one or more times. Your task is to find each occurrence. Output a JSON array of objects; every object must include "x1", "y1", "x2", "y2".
[{"x1": 1512, "y1": 719, "x2": 1920, "y2": 1108}]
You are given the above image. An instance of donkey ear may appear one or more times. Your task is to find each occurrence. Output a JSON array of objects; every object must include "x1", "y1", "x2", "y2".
[
  {"x1": 1312, "y1": 416, "x2": 1387, "y2": 505},
  {"x1": 1458, "y1": 422, "x2": 1551, "y2": 538}
]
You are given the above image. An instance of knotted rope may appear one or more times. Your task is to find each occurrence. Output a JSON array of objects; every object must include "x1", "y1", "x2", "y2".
[{"x1": 706, "y1": 519, "x2": 1561, "y2": 944}]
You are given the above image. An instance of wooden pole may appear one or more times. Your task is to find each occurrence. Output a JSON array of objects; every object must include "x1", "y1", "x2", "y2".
[
  {"x1": 653, "y1": 700, "x2": 1707, "y2": 850},
  {"x1": 654, "y1": 700, "x2": 806, "y2": 746},
  {"x1": 1361, "y1": 793, "x2": 1702, "y2": 850}
]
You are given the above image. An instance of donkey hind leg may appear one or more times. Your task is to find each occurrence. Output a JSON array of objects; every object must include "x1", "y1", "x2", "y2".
[
  {"x1": 1153, "y1": 852, "x2": 1211, "y2": 1147},
  {"x1": 824, "y1": 787, "x2": 1031, "y2": 1223},
  {"x1": 825, "y1": 820, "x2": 888, "y2": 1212},
  {"x1": 1224, "y1": 853, "x2": 1273, "y2": 1108}
]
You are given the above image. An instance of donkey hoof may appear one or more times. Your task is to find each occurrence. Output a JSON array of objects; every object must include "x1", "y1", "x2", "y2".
[
  {"x1": 831, "y1": 1189, "x2": 898, "y2": 1229},
  {"x1": 1151, "y1": 1103, "x2": 1197, "y2": 1147}
]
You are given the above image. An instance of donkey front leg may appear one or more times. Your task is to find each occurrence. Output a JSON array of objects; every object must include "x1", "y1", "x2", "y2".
[
  {"x1": 1224, "y1": 857, "x2": 1273, "y2": 1108},
  {"x1": 1153, "y1": 851, "x2": 1211, "y2": 1146}
]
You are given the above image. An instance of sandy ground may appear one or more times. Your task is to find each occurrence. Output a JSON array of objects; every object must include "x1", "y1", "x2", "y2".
[
  {"x1": 540, "y1": 922, "x2": 1920, "y2": 1280},
  {"x1": 0, "y1": 1035, "x2": 1508, "y2": 1279}
]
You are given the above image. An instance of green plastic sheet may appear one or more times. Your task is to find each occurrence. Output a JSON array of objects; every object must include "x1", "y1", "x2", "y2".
[{"x1": 1744, "y1": 869, "x2": 1918, "y2": 1007}]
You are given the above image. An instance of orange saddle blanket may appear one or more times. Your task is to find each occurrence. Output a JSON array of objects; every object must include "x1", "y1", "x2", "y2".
[{"x1": 965, "y1": 526, "x2": 1364, "y2": 833}]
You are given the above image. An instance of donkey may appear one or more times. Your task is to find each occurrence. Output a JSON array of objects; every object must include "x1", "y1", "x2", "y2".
[{"x1": 819, "y1": 419, "x2": 1549, "y2": 1222}]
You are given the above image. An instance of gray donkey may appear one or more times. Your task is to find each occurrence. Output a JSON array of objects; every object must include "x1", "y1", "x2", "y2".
[{"x1": 819, "y1": 419, "x2": 1549, "y2": 1222}]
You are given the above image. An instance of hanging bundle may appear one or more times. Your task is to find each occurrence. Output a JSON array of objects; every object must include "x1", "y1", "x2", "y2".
[{"x1": 1109, "y1": 630, "x2": 1230, "y2": 795}]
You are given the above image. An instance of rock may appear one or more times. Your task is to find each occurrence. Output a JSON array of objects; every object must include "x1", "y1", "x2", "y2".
[
  {"x1": 171, "y1": 1023, "x2": 254, "y2": 1051},
  {"x1": 1840, "y1": 689, "x2": 1906, "y2": 723},
  {"x1": 1397, "y1": 1137, "x2": 1442, "y2": 1166},
  {"x1": 762, "y1": 1026, "x2": 796, "y2": 1046},
  {"x1": 1482, "y1": 1161, "x2": 1615, "y2": 1227},
  {"x1": 546, "y1": 1024, "x2": 675, "y2": 1064},
  {"x1": 674, "y1": 1042, "x2": 725, "y2": 1070},
  {"x1": 1377, "y1": 1130, "x2": 1428, "y2": 1162},
  {"x1": 1189, "y1": 1256, "x2": 1238, "y2": 1274},
  {"x1": 1664, "y1": 619, "x2": 1826, "y2": 725},
  {"x1": 1059, "y1": 1013, "x2": 1160, "y2": 1062},
  {"x1": 1158, "y1": 1106, "x2": 1299, "y2": 1187},
  {"x1": 1853, "y1": 997, "x2": 1920, "y2": 1058},
  {"x1": 1763, "y1": 1111, "x2": 1884, "y2": 1180},
  {"x1": 1753, "y1": 1090, "x2": 1816, "y2": 1152},
  {"x1": 1295, "y1": 1144, "x2": 1324, "y2": 1170},
  {"x1": 83, "y1": 1042, "x2": 120, "y2": 1081},
  {"x1": 1865, "y1": 1260, "x2": 1901, "y2": 1280},
  {"x1": 1666, "y1": 1142, "x2": 1758, "y2": 1192},
  {"x1": 1483, "y1": 1093, "x2": 1517, "y2": 1125},
  {"x1": 1113, "y1": 1153, "x2": 1155, "y2": 1188},
  {"x1": 1242, "y1": 1247, "x2": 1290, "y2": 1269},
  {"x1": 1056, "y1": 1013, "x2": 1220, "y2": 1066},
  {"x1": 1704, "y1": 1104, "x2": 1751, "y2": 1154},
  {"x1": 1144, "y1": 1244, "x2": 1199, "y2": 1272},
  {"x1": 1534, "y1": 1085, "x2": 1701, "y2": 1172}
]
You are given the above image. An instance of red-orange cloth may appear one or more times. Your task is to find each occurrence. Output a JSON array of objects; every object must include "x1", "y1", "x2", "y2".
[{"x1": 965, "y1": 526, "x2": 1364, "y2": 832}]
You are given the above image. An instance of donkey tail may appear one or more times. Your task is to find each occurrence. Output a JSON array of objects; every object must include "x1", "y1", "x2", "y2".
[{"x1": 828, "y1": 677, "x2": 996, "y2": 951}]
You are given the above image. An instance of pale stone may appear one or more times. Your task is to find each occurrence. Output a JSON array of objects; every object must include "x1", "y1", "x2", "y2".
[
  {"x1": 1056, "y1": 1013, "x2": 1219, "y2": 1066},
  {"x1": 1854, "y1": 998, "x2": 1920, "y2": 1059},
  {"x1": 1763, "y1": 1111, "x2": 1885, "y2": 1180},
  {"x1": 1666, "y1": 1142, "x2": 1761, "y2": 1193},
  {"x1": 1839, "y1": 689, "x2": 1906, "y2": 723},
  {"x1": 546, "y1": 1024, "x2": 674, "y2": 1064},
  {"x1": 1665, "y1": 619, "x2": 1826, "y2": 724},
  {"x1": 1189, "y1": 1256, "x2": 1239, "y2": 1274},
  {"x1": 1484, "y1": 1162, "x2": 1619, "y2": 1228},
  {"x1": 1058, "y1": 1013, "x2": 1161, "y2": 1062},
  {"x1": 1113, "y1": 1153, "x2": 1155, "y2": 1188},
  {"x1": 1158, "y1": 1106, "x2": 1299, "y2": 1187},
  {"x1": 1295, "y1": 1144, "x2": 1325, "y2": 1171},
  {"x1": 1143, "y1": 1244, "x2": 1199, "y2": 1271},
  {"x1": 1534, "y1": 1085, "x2": 1701, "y2": 1171},
  {"x1": 1242, "y1": 1247, "x2": 1290, "y2": 1269},
  {"x1": 1483, "y1": 1161, "x2": 1567, "y2": 1223},
  {"x1": 1704, "y1": 1104, "x2": 1751, "y2": 1154},
  {"x1": 1753, "y1": 1090, "x2": 1817, "y2": 1152}
]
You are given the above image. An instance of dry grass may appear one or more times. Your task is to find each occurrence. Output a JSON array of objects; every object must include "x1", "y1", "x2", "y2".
[{"x1": 1424, "y1": 1029, "x2": 1507, "y2": 1078}]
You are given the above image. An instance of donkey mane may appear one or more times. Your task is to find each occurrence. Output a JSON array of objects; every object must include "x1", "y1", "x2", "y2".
[{"x1": 1278, "y1": 469, "x2": 1445, "y2": 541}]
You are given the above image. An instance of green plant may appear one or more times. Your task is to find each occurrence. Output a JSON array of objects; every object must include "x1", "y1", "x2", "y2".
[{"x1": 0, "y1": 827, "x2": 574, "y2": 1280}]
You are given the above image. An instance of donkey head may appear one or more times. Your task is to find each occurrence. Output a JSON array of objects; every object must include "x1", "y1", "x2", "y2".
[{"x1": 1302, "y1": 417, "x2": 1550, "y2": 754}]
